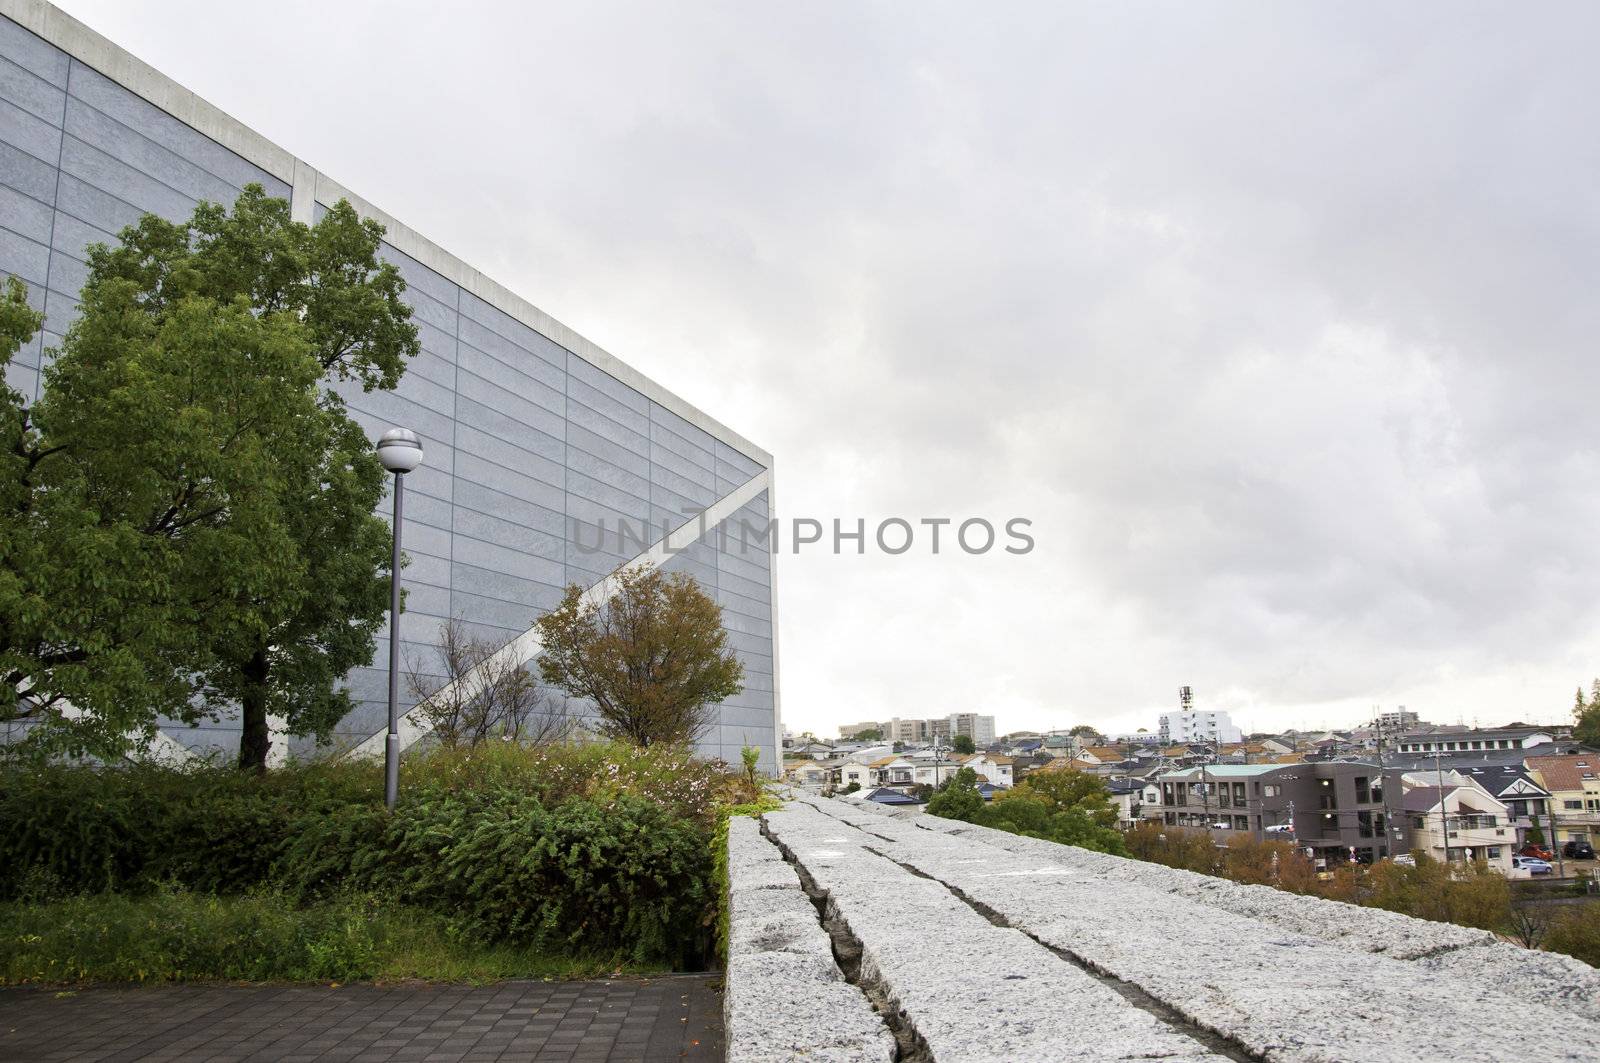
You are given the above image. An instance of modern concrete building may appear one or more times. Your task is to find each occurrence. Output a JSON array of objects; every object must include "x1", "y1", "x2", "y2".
[
  {"x1": 1147, "y1": 762, "x2": 1401, "y2": 864},
  {"x1": 1157, "y1": 707, "x2": 1242, "y2": 745},
  {"x1": 0, "y1": 1, "x2": 780, "y2": 769}
]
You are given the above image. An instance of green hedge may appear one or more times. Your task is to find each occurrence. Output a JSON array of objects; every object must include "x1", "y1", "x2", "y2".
[{"x1": 0, "y1": 753, "x2": 714, "y2": 967}]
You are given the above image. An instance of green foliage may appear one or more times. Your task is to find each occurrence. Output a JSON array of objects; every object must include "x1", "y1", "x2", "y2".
[
  {"x1": 926, "y1": 767, "x2": 984, "y2": 822},
  {"x1": 536, "y1": 565, "x2": 744, "y2": 748},
  {"x1": 1545, "y1": 902, "x2": 1600, "y2": 968},
  {"x1": 840, "y1": 781, "x2": 861, "y2": 794},
  {"x1": 976, "y1": 768, "x2": 1127, "y2": 855},
  {"x1": 2, "y1": 186, "x2": 419, "y2": 766},
  {"x1": 0, "y1": 744, "x2": 730, "y2": 967},
  {"x1": 851, "y1": 728, "x2": 882, "y2": 742},
  {"x1": 1574, "y1": 680, "x2": 1600, "y2": 747},
  {"x1": 741, "y1": 744, "x2": 761, "y2": 786},
  {"x1": 0, "y1": 889, "x2": 642, "y2": 986},
  {"x1": 950, "y1": 734, "x2": 976, "y2": 755},
  {"x1": 1363, "y1": 855, "x2": 1511, "y2": 931}
]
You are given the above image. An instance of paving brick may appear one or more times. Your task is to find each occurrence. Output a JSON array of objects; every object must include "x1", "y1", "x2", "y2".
[{"x1": 0, "y1": 977, "x2": 723, "y2": 1062}]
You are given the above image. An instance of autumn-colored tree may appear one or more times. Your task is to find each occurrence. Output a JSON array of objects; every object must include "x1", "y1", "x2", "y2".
[
  {"x1": 1222, "y1": 835, "x2": 1302, "y2": 887},
  {"x1": 535, "y1": 565, "x2": 743, "y2": 747}
]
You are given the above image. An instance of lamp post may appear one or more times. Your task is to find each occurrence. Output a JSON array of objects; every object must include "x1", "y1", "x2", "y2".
[{"x1": 377, "y1": 427, "x2": 424, "y2": 811}]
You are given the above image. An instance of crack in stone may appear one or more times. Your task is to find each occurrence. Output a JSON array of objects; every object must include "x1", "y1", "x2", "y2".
[
  {"x1": 760, "y1": 818, "x2": 932, "y2": 1063},
  {"x1": 865, "y1": 846, "x2": 1264, "y2": 1063}
]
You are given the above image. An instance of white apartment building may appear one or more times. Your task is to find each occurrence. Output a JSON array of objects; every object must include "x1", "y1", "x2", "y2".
[
  {"x1": 1366, "y1": 708, "x2": 1420, "y2": 733},
  {"x1": 1158, "y1": 709, "x2": 1242, "y2": 745}
]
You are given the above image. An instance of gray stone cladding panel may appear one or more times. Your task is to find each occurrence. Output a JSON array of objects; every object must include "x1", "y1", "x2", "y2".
[
  {"x1": 0, "y1": 226, "x2": 48, "y2": 287},
  {"x1": 458, "y1": 289, "x2": 566, "y2": 371},
  {"x1": 66, "y1": 62, "x2": 289, "y2": 199},
  {"x1": 0, "y1": 93, "x2": 61, "y2": 161},
  {"x1": 0, "y1": 137, "x2": 57, "y2": 201},
  {"x1": 58, "y1": 134, "x2": 200, "y2": 226},
  {"x1": 0, "y1": 50, "x2": 65, "y2": 123},
  {"x1": 0, "y1": 16, "x2": 68, "y2": 86},
  {"x1": 650, "y1": 436, "x2": 716, "y2": 491},
  {"x1": 722, "y1": 816, "x2": 894, "y2": 1063},
  {"x1": 2, "y1": 182, "x2": 53, "y2": 242},
  {"x1": 47, "y1": 209, "x2": 110, "y2": 259},
  {"x1": 64, "y1": 96, "x2": 242, "y2": 207},
  {"x1": 456, "y1": 315, "x2": 565, "y2": 399},
  {"x1": 567, "y1": 467, "x2": 650, "y2": 526}
]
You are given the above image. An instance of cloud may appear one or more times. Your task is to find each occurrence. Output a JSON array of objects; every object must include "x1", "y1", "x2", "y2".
[{"x1": 59, "y1": 0, "x2": 1600, "y2": 736}]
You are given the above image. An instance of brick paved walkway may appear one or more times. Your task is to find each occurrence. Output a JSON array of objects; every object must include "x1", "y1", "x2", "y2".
[{"x1": 0, "y1": 975, "x2": 724, "y2": 1062}]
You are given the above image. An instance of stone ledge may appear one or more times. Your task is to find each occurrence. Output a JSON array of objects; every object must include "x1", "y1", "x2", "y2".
[
  {"x1": 723, "y1": 815, "x2": 895, "y2": 1063},
  {"x1": 776, "y1": 794, "x2": 1600, "y2": 1059}
]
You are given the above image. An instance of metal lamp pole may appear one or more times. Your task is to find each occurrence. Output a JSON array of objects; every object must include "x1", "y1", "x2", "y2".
[{"x1": 377, "y1": 428, "x2": 424, "y2": 811}]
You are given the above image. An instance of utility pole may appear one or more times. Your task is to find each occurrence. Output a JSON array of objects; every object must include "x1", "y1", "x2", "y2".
[
  {"x1": 1375, "y1": 717, "x2": 1397, "y2": 860},
  {"x1": 1434, "y1": 750, "x2": 1451, "y2": 868},
  {"x1": 1549, "y1": 802, "x2": 1565, "y2": 878}
]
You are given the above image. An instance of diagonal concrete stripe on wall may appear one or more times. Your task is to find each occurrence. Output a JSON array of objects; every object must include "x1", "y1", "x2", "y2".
[{"x1": 344, "y1": 468, "x2": 773, "y2": 759}]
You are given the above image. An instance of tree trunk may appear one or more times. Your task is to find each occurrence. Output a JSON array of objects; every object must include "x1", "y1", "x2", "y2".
[{"x1": 238, "y1": 647, "x2": 271, "y2": 772}]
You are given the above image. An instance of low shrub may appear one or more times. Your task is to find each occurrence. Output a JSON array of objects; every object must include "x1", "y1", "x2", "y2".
[
  {"x1": 929, "y1": 767, "x2": 1128, "y2": 856},
  {"x1": 0, "y1": 743, "x2": 726, "y2": 968},
  {"x1": 1543, "y1": 901, "x2": 1600, "y2": 968}
]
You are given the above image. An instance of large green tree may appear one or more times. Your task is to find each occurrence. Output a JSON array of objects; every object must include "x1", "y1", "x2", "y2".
[
  {"x1": 1, "y1": 277, "x2": 199, "y2": 756},
  {"x1": 3, "y1": 186, "x2": 417, "y2": 767},
  {"x1": 535, "y1": 564, "x2": 744, "y2": 748}
]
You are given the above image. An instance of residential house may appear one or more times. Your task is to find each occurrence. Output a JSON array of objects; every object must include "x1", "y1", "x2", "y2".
[
  {"x1": 1526, "y1": 753, "x2": 1600, "y2": 852},
  {"x1": 783, "y1": 761, "x2": 831, "y2": 788},
  {"x1": 1105, "y1": 778, "x2": 1146, "y2": 827},
  {"x1": 1401, "y1": 780, "x2": 1515, "y2": 873},
  {"x1": 868, "y1": 755, "x2": 916, "y2": 788},
  {"x1": 960, "y1": 753, "x2": 1016, "y2": 788},
  {"x1": 1454, "y1": 764, "x2": 1551, "y2": 848},
  {"x1": 833, "y1": 758, "x2": 877, "y2": 791}
]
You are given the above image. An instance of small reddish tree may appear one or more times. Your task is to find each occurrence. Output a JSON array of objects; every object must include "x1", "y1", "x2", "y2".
[{"x1": 534, "y1": 564, "x2": 743, "y2": 747}]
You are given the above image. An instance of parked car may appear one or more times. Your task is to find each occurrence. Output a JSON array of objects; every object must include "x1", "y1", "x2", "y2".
[
  {"x1": 1390, "y1": 854, "x2": 1417, "y2": 867},
  {"x1": 1512, "y1": 855, "x2": 1553, "y2": 875},
  {"x1": 1264, "y1": 823, "x2": 1295, "y2": 835},
  {"x1": 1519, "y1": 844, "x2": 1554, "y2": 861},
  {"x1": 1562, "y1": 838, "x2": 1597, "y2": 860}
]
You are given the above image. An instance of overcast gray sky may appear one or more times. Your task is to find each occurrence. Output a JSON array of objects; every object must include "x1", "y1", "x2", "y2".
[{"x1": 60, "y1": 1, "x2": 1600, "y2": 739}]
